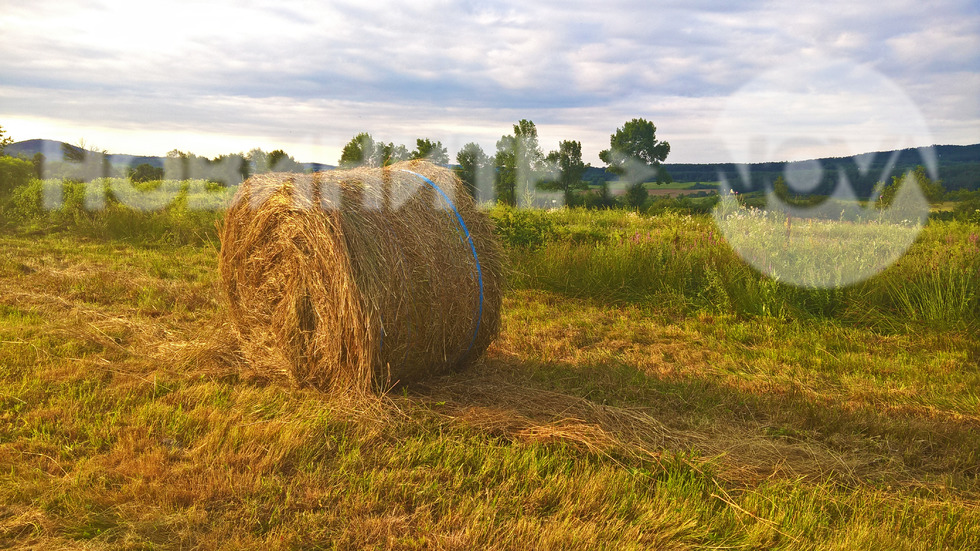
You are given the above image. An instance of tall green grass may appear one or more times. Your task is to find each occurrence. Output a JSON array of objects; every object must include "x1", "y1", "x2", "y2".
[
  {"x1": 4, "y1": 178, "x2": 978, "y2": 330},
  {"x1": 491, "y1": 207, "x2": 980, "y2": 331},
  {"x1": 5, "y1": 177, "x2": 227, "y2": 245}
]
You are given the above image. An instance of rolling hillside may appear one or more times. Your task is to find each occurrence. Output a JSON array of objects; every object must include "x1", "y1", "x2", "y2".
[{"x1": 2, "y1": 139, "x2": 335, "y2": 174}]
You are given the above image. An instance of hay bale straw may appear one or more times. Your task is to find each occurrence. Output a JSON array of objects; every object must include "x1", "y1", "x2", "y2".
[{"x1": 219, "y1": 160, "x2": 503, "y2": 393}]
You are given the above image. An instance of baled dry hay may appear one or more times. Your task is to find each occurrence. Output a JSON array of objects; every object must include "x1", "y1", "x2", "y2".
[{"x1": 219, "y1": 160, "x2": 503, "y2": 394}]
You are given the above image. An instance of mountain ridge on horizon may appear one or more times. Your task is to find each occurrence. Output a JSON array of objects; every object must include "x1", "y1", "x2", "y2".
[
  {"x1": 4, "y1": 138, "x2": 979, "y2": 193},
  {"x1": 2, "y1": 139, "x2": 337, "y2": 173}
]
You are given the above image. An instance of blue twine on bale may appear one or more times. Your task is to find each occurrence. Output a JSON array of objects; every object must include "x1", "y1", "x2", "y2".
[{"x1": 397, "y1": 169, "x2": 486, "y2": 361}]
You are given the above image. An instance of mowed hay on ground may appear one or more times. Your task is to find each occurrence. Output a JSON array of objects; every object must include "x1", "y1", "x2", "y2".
[{"x1": 219, "y1": 160, "x2": 503, "y2": 393}]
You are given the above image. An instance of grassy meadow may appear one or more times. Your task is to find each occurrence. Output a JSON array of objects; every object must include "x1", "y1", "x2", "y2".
[{"x1": 0, "y1": 178, "x2": 979, "y2": 549}]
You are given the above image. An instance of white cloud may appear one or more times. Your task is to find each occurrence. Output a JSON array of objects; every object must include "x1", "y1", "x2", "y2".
[
  {"x1": 887, "y1": 21, "x2": 980, "y2": 71},
  {"x1": 0, "y1": 0, "x2": 976, "y2": 165},
  {"x1": 713, "y1": 54, "x2": 938, "y2": 163}
]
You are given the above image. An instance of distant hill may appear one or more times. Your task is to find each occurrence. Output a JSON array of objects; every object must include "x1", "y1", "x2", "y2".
[
  {"x1": 661, "y1": 144, "x2": 980, "y2": 196},
  {"x1": 3, "y1": 139, "x2": 336, "y2": 173},
  {"x1": 5, "y1": 139, "x2": 80, "y2": 160},
  {"x1": 589, "y1": 144, "x2": 980, "y2": 195}
]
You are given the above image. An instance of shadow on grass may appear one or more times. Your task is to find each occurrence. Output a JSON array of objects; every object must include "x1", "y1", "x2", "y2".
[{"x1": 409, "y1": 350, "x2": 980, "y2": 496}]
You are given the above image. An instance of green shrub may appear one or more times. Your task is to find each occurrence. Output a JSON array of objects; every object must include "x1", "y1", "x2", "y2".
[
  {"x1": 128, "y1": 163, "x2": 165, "y2": 183},
  {"x1": 487, "y1": 205, "x2": 558, "y2": 248},
  {"x1": 953, "y1": 198, "x2": 980, "y2": 224},
  {"x1": 10, "y1": 178, "x2": 107, "y2": 226},
  {"x1": 6, "y1": 177, "x2": 223, "y2": 245},
  {"x1": 0, "y1": 157, "x2": 36, "y2": 216}
]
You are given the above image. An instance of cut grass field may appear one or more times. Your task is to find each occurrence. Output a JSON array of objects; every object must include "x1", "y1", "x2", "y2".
[{"x1": 1, "y1": 203, "x2": 979, "y2": 549}]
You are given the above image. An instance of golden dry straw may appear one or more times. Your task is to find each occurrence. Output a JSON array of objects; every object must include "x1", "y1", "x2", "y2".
[{"x1": 218, "y1": 160, "x2": 503, "y2": 394}]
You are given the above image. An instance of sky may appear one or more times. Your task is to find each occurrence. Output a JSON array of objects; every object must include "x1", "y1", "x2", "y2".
[{"x1": 1, "y1": 0, "x2": 978, "y2": 166}]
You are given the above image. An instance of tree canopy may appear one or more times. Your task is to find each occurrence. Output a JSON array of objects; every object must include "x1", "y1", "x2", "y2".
[
  {"x1": 128, "y1": 163, "x2": 164, "y2": 183},
  {"x1": 495, "y1": 119, "x2": 546, "y2": 206},
  {"x1": 599, "y1": 118, "x2": 670, "y2": 180},
  {"x1": 455, "y1": 142, "x2": 491, "y2": 199},
  {"x1": 0, "y1": 125, "x2": 13, "y2": 155},
  {"x1": 879, "y1": 165, "x2": 945, "y2": 206},
  {"x1": 340, "y1": 134, "x2": 445, "y2": 167},
  {"x1": 339, "y1": 133, "x2": 377, "y2": 168},
  {"x1": 600, "y1": 118, "x2": 671, "y2": 208},
  {"x1": 543, "y1": 140, "x2": 589, "y2": 206},
  {"x1": 411, "y1": 138, "x2": 449, "y2": 165},
  {"x1": 375, "y1": 142, "x2": 410, "y2": 167}
]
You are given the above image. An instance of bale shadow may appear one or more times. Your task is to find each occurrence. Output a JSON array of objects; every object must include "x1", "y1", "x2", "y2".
[{"x1": 408, "y1": 349, "x2": 980, "y2": 496}]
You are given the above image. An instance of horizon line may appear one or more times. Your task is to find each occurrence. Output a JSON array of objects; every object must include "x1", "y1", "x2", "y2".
[{"x1": 5, "y1": 137, "x2": 978, "y2": 169}]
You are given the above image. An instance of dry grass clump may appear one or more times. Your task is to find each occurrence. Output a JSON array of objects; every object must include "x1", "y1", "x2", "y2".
[{"x1": 219, "y1": 160, "x2": 503, "y2": 394}]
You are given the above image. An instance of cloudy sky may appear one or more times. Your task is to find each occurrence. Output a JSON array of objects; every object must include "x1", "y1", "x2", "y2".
[{"x1": 1, "y1": 0, "x2": 977, "y2": 165}]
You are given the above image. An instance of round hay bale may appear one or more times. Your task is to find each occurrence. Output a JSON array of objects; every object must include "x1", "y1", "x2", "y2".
[{"x1": 219, "y1": 160, "x2": 503, "y2": 393}]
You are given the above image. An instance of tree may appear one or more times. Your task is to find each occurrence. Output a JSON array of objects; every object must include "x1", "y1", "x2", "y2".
[
  {"x1": 878, "y1": 165, "x2": 944, "y2": 206},
  {"x1": 164, "y1": 150, "x2": 190, "y2": 180},
  {"x1": 455, "y1": 142, "x2": 491, "y2": 199},
  {"x1": 339, "y1": 133, "x2": 376, "y2": 168},
  {"x1": 60, "y1": 141, "x2": 112, "y2": 181},
  {"x1": 0, "y1": 156, "x2": 34, "y2": 201},
  {"x1": 340, "y1": 134, "x2": 413, "y2": 168},
  {"x1": 0, "y1": 125, "x2": 13, "y2": 155},
  {"x1": 411, "y1": 138, "x2": 449, "y2": 165},
  {"x1": 596, "y1": 180, "x2": 614, "y2": 209},
  {"x1": 599, "y1": 118, "x2": 670, "y2": 176},
  {"x1": 624, "y1": 181, "x2": 649, "y2": 209},
  {"x1": 268, "y1": 149, "x2": 289, "y2": 170},
  {"x1": 128, "y1": 163, "x2": 164, "y2": 183},
  {"x1": 208, "y1": 153, "x2": 249, "y2": 186},
  {"x1": 512, "y1": 119, "x2": 546, "y2": 206},
  {"x1": 542, "y1": 140, "x2": 589, "y2": 206},
  {"x1": 376, "y1": 142, "x2": 410, "y2": 167},
  {"x1": 495, "y1": 119, "x2": 546, "y2": 207},
  {"x1": 247, "y1": 148, "x2": 270, "y2": 173},
  {"x1": 62, "y1": 142, "x2": 87, "y2": 163},
  {"x1": 248, "y1": 148, "x2": 301, "y2": 173},
  {"x1": 600, "y1": 118, "x2": 670, "y2": 208},
  {"x1": 31, "y1": 152, "x2": 45, "y2": 179},
  {"x1": 773, "y1": 175, "x2": 790, "y2": 201},
  {"x1": 494, "y1": 135, "x2": 517, "y2": 206}
]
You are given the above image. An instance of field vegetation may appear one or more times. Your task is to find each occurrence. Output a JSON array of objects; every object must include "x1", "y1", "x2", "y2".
[{"x1": 0, "y1": 174, "x2": 978, "y2": 549}]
